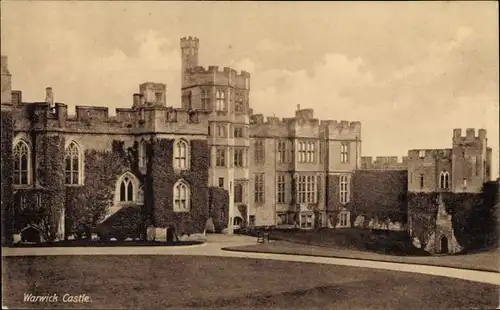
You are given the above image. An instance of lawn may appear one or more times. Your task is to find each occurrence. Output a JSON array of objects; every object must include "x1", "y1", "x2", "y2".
[
  {"x1": 2, "y1": 255, "x2": 499, "y2": 309},
  {"x1": 265, "y1": 228, "x2": 429, "y2": 256},
  {"x1": 224, "y1": 240, "x2": 500, "y2": 272},
  {"x1": 7, "y1": 239, "x2": 204, "y2": 248}
]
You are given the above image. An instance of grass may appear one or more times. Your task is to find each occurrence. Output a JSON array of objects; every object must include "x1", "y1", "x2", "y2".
[
  {"x1": 7, "y1": 239, "x2": 204, "y2": 248},
  {"x1": 2, "y1": 255, "x2": 499, "y2": 309},
  {"x1": 224, "y1": 240, "x2": 500, "y2": 272},
  {"x1": 264, "y1": 228, "x2": 430, "y2": 256}
]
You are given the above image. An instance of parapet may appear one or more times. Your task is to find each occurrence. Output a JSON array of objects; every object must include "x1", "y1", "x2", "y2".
[
  {"x1": 180, "y1": 36, "x2": 200, "y2": 48},
  {"x1": 320, "y1": 120, "x2": 361, "y2": 136},
  {"x1": 407, "y1": 148, "x2": 452, "y2": 160},
  {"x1": 75, "y1": 106, "x2": 110, "y2": 122},
  {"x1": 249, "y1": 107, "x2": 361, "y2": 139},
  {"x1": 453, "y1": 128, "x2": 487, "y2": 144},
  {"x1": 184, "y1": 65, "x2": 250, "y2": 89},
  {"x1": 361, "y1": 156, "x2": 408, "y2": 170}
]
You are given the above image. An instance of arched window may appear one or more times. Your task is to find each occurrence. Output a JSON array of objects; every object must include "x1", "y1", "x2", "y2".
[
  {"x1": 65, "y1": 141, "x2": 83, "y2": 185},
  {"x1": 138, "y1": 140, "x2": 148, "y2": 169},
  {"x1": 439, "y1": 171, "x2": 450, "y2": 189},
  {"x1": 174, "y1": 139, "x2": 189, "y2": 170},
  {"x1": 115, "y1": 172, "x2": 140, "y2": 203},
  {"x1": 173, "y1": 180, "x2": 190, "y2": 212},
  {"x1": 13, "y1": 140, "x2": 31, "y2": 185}
]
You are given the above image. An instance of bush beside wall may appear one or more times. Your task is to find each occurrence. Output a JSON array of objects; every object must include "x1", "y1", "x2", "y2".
[{"x1": 209, "y1": 187, "x2": 229, "y2": 233}]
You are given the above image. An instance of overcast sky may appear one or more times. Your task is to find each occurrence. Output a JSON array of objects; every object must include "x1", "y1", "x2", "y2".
[{"x1": 1, "y1": 1, "x2": 498, "y2": 178}]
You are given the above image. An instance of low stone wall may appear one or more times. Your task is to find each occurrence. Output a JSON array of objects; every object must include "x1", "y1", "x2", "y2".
[
  {"x1": 353, "y1": 215, "x2": 406, "y2": 231},
  {"x1": 146, "y1": 226, "x2": 207, "y2": 242}
]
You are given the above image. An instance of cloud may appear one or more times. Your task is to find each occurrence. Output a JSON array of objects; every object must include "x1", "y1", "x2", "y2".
[
  {"x1": 256, "y1": 38, "x2": 302, "y2": 53},
  {"x1": 241, "y1": 25, "x2": 498, "y2": 176},
  {"x1": 13, "y1": 29, "x2": 182, "y2": 113}
]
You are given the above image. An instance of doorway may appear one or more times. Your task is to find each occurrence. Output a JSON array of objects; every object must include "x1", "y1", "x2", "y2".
[
  {"x1": 166, "y1": 227, "x2": 175, "y2": 243},
  {"x1": 440, "y1": 236, "x2": 449, "y2": 254}
]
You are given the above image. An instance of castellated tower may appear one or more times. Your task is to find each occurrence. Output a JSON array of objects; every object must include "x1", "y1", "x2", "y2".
[
  {"x1": 180, "y1": 37, "x2": 251, "y2": 234},
  {"x1": 1, "y1": 56, "x2": 12, "y2": 109},
  {"x1": 451, "y1": 128, "x2": 491, "y2": 193},
  {"x1": 180, "y1": 36, "x2": 199, "y2": 88},
  {"x1": 407, "y1": 128, "x2": 492, "y2": 194}
]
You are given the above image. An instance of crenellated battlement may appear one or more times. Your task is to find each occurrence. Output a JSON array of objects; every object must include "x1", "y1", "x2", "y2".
[
  {"x1": 407, "y1": 148, "x2": 452, "y2": 160},
  {"x1": 361, "y1": 156, "x2": 408, "y2": 170},
  {"x1": 453, "y1": 128, "x2": 487, "y2": 145},
  {"x1": 185, "y1": 65, "x2": 250, "y2": 81},
  {"x1": 249, "y1": 107, "x2": 361, "y2": 139},
  {"x1": 12, "y1": 93, "x2": 210, "y2": 135},
  {"x1": 180, "y1": 36, "x2": 200, "y2": 47}
]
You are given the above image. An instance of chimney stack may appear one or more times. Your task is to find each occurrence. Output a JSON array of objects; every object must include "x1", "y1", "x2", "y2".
[
  {"x1": 133, "y1": 93, "x2": 141, "y2": 109},
  {"x1": 45, "y1": 87, "x2": 54, "y2": 107}
]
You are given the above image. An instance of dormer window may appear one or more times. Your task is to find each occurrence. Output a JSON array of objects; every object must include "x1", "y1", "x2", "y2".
[{"x1": 418, "y1": 150, "x2": 426, "y2": 159}]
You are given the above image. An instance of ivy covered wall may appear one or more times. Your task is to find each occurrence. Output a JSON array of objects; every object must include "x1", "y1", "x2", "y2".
[
  {"x1": 1, "y1": 110, "x2": 13, "y2": 244},
  {"x1": 209, "y1": 187, "x2": 229, "y2": 232},
  {"x1": 325, "y1": 175, "x2": 340, "y2": 212},
  {"x1": 351, "y1": 170, "x2": 408, "y2": 225},
  {"x1": 408, "y1": 186, "x2": 498, "y2": 251},
  {"x1": 65, "y1": 140, "x2": 139, "y2": 238},
  {"x1": 150, "y1": 139, "x2": 210, "y2": 235}
]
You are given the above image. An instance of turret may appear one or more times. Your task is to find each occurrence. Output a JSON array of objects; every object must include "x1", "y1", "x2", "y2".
[
  {"x1": 45, "y1": 87, "x2": 54, "y2": 108},
  {"x1": 1, "y1": 55, "x2": 12, "y2": 109},
  {"x1": 180, "y1": 36, "x2": 200, "y2": 86}
]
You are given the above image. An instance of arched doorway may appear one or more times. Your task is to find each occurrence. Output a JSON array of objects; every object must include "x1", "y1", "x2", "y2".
[
  {"x1": 21, "y1": 226, "x2": 42, "y2": 243},
  {"x1": 440, "y1": 236, "x2": 449, "y2": 254},
  {"x1": 233, "y1": 217, "x2": 243, "y2": 229}
]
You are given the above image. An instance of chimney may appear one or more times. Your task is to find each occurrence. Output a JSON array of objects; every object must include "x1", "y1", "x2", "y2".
[
  {"x1": 139, "y1": 94, "x2": 145, "y2": 107},
  {"x1": 45, "y1": 87, "x2": 54, "y2": 106},
  {"x1": 297, "y1": 104, "x2": 300, "y2": 111},
  {"x1": 133, "y1": 93, "x2": 141, "y2": 109}
]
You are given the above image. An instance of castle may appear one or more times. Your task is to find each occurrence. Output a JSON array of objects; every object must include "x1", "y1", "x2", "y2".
[{"x1": 0, "y1": 37, "x2": 495, "y2": 252}]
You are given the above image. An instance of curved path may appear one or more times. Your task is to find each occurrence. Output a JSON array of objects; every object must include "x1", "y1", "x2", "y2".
[{"x1": 2, "y1": 235, "x2": 499, "y2": 286}]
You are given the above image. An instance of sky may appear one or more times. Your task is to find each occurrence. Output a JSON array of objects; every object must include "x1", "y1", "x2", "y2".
[{"x1": 1, "y1": 1, "x2": 499, "y2": 178}]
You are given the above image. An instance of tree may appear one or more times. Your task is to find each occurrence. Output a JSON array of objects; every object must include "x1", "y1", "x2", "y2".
[{"x1": 68, "y1": 185, "x2": 111, "y2": 239}]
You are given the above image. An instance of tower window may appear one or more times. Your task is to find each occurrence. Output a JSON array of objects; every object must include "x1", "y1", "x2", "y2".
[
  {"x1": 13, "y1": 140, "x2": 31, "y2": 186},
  {"x1": 65, "y1": 141, "x2": 83, "y2": 185},
  {"x1": 201, "y1": 89, "x2": 211, "y2": 110},
  {"x1": 216, "y1": 90, "x2": 225, "y2": 111},
  {"x1": 439, "y1": 171, "x2": 450, "y2": 189},
  {"x1": 340, "y1": 143, "x2": 349, "y2": 163}
]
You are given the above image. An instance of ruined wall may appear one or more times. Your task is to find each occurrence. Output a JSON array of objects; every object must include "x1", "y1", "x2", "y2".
[{"x1": 408, "y1": 190, "x2": 496, "y2": 252}]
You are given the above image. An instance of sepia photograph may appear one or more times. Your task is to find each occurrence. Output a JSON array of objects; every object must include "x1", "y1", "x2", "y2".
[{"x1": 1, "y1": 1, "x2": 499, "y2": 309}]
